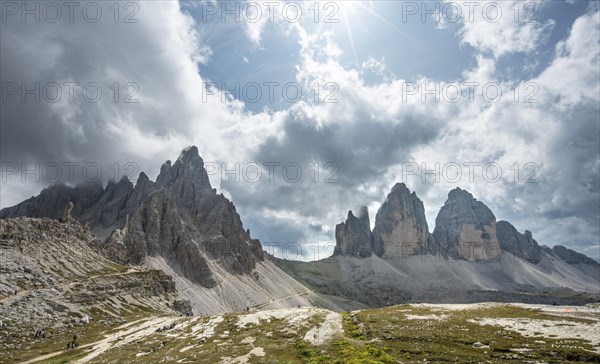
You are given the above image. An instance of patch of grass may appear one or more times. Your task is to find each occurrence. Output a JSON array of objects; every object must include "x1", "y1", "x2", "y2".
[
  {"x1": 8, "y1": 304, "x2": 600, "y2": 363},
  {"x1": 341, "y1": 312, "x2": 365, "y2": 339}
]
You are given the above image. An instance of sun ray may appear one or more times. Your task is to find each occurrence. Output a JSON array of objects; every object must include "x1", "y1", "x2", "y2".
[
  {"x1": 342, "y1": 9, "x2": 359, "y2": 65},
  {"x1": 351, "y1": 1, "x2": 425, "y2": 47}
]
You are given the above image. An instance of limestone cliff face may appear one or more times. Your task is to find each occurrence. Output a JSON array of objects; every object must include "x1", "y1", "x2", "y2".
[
  {"x1": 496, "y1": 220, "x2": 542, "y2": 263},
  {"x1": 372, "y1": 183, "x2": 430, "y2": 257},
  {"x1": 81, "y1": 176, "x2": 134, "y2": 229},
  {"x1": 432, "y1": 188, "x2": 501, "y2": 261},
  {"x1": 102, "y1": 147, "x2": 265, "y2": 287},
  {"x1": 334, "y1": 206, "x2": 373, "y2": 257},
  {"x1": 0, "y1": 146, "x2": 264, "y2": 288}
]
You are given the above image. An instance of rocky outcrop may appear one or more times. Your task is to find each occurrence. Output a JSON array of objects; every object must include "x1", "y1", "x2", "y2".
[
  {"x1": 120, "y1": 189, "x2": 219, "y2": 287},
  {"x1": 548, "y1": 245, "x2": 599, "y2": 265},
  {"x1": 101, "y1": 147, "x2": 265, "y2": 287},
  {"x1": 0, "y1": 146, "x2": 265, "y2": 288},
  {"x1": 432, "y1": 188, "x2": 501, "y2": 261},
  {"x1": 334, "y1": 206, "x2": 373, "y2": 257},
  {"x1": 155, "y1": 146, "x2": 213, "y2": 211},
  {"x1": 0, "y1": 216, "x2": 192, "y2": 359},
  {"x1": 0, "y1": 217, "x2": 191, "y2": 310},
  {"x1": 496, "y1": 220, "x2": 542, "y2": 263},
  {"x1": 372, "y1": 183, "x2": 430, "y2": 257}
]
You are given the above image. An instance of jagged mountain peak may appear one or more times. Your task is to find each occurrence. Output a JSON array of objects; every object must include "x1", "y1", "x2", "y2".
[
  {"x1": 433, "y1": 187, "x2": 499, "y2": 260},
  {"x1": 335, "y1": 207, "x2": 373, "y2": 257},
  {"x1": 496, "y1": 220, "x2": 542, "y2": 263},
  {"x1": 0, "y1": 146, "x2": 264, "y2": 288},
  {"x1": 447, "y1": 187, "x2": 475, "y2": 200},
  {"x1": 391, "y1": 182, "x2": 409, "y2": 192},
  {"x1": 137, "y1": 171, "x2": 150, "y2": 183},
  {"x1": 175, "y1": 145, "x2": 206, "y2": 172},
  {"x1": 357, "y1": 206, "x2": 370, "y2": 227},
  {"x1": 179, "y1": 145, "x2": 201, "y2": 160},
  {"x1": 389, "y1": 182, "x2": 418, "y2": 198},
  {"x1": 372, "y1": 183, "x2": 429, "y2": 257},
  {"x1": 156, "y1": 146, "x2": 212, "y2": 193}
]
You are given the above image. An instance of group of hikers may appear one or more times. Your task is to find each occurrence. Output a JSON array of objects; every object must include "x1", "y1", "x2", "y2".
[
  {"x1": 33, "y1": 330, "x2": 80, "y2": 350},
  {"x1": 66, "y1": 335, "x2": 79, "y2": 350}
]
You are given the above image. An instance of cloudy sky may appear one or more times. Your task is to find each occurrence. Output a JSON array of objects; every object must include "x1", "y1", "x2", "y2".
[{"x1": 1, "y1": 0, "x2": 598, "y2": 260}]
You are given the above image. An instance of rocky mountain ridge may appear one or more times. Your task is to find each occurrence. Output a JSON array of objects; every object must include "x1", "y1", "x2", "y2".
[
  {"x1": 2, "y1": 148, "x2": 597, "y2": 316},
  {"x1": 0, "y1": 147, "x2": 345, "y2": 316},
  {"x1": 1, "y1": 147, "x2": 264, "y2": 289},
  {"x1": 333, "y1": 183, "x2": 595, "y2": 267}
]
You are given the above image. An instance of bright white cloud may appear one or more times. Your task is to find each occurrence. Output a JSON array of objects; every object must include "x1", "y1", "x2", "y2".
[{"x1": 449, "y1": 0, "x2": 555, "y2": 58}]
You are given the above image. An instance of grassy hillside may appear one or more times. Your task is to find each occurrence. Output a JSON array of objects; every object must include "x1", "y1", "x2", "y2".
[{"x1": 18, "y1": 302, "x2": 600, "y2": 363}]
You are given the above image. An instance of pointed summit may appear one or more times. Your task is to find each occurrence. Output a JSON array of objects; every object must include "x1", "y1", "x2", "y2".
[
  {"x1": 447, "y1": 187, "x2": 475, "y2": 200},
  {"x1": 179, "y1": 145, "x2": 202, "y2": 161},
  {"x1": 137, "y1": 171, "x2": 150, "y2": 184},
  {"x1": 432, "y1": 188, "x2": 500, "y2": 260},
  {"x1": 130, "y1": 171, "x2": 156, "y2": 209},
  {"x1": 372, "y1": 183, "x2": 429, "y2": 257},
  {"x1": 390, "y1": 182, "x2": 410, "y2": 193},
  {"x1": 156, "y1": 146, "x2": 214, "y2": 210},
  {"x1": 357, "y1": 205, "x2": 370, "y2": 229},
  {"x1": 335, "y1": 207, "x2": 373, "y2": 257}
]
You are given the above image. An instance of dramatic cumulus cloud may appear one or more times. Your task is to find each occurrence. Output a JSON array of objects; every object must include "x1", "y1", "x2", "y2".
[
  {"x1": 0, "y1": 1, "x2": 272, "y2": 204},
  {"x1": 446, "y1": 0, "x2": 555, "y2": 58},
  {"x1": 410, "y1": 5, "x2": 600, "y2": 258},
  {"x1": 1, "y1": 0, "x2": 598, "y2": 260},
  {"x1": 231, "y1": 3, "x2": 599, "y2": 259}
]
